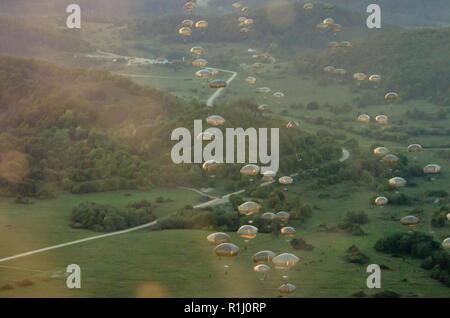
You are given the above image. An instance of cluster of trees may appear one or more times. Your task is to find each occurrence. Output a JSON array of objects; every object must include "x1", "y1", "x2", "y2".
[
  {"x1": 344, "y1": 245, "x2": 369, "y2": 264},
  {"x1": 70, "y1": 200, "x2": 156, "y2": 232},
  {"x1": 431, "y1": 206, "x2": 449, "y2": 228},
  {"x1": 155, "y1": 206, "x2": 252, "y2": 232},
  {"x1": 374, "y1": 232, "x2": 450, "y2": 287},
  {"x1": 237, "y1": 188, "x2": 313, "y2": 224},
  {"x1": 339, "y1": 211, "x2": 369, "y2": 236}
]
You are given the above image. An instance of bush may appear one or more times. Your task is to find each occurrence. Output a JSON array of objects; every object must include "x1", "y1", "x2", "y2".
[
  {"x1": 290, "y1": 238, "x2": 314, "y2": 251},
  {"x1": 344, "y1": 245, "x2": 369, "y2": 264},
  {"x1": 421, "y1": 251, "x2": 450, "y2": 287},
  {"x1": 156, "y1": 208, "x2": 241, "y2": 232},
  {"x1": 70, "y1": 200, "x2": 156, "y2": 232},
  {"x1": 374, "y1": 232, "x2": 441, "y2": 259},
  {"x1": 385, "y1": 193, "x2": 413, "y2": 205},
  {"x1": 431, "y1": 211, "x2": 447, "y2": 228},
  {"x1": 339, "y1": 211, "x2": 369, "y2": 235}
]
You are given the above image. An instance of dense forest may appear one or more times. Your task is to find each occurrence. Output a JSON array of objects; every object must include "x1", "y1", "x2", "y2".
[
  {"x1": 0, "y1": 57, "x2": 342, "y2": 199},
  {"x1": 123, "y1": 2, "x2": 378, "y2": 52},
  {"x1": 294, "y1": 27, "x2": 450, "y2": 104}
]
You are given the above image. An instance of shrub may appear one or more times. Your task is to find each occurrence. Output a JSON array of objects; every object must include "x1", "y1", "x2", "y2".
[
  {"x1": 290, "y1": 238, "x2": 314, "y2": 251},
  {"x1": 374, "y1": 232, "x2": 441, "y2": 259},
  {"x1": 344, "y1": 245, "x2": 369, "y2": 264},
  {"x1": 339, "y1": 211, "x2": 369, "y2": 235},
  {"x1": 70, "y1": 200, "x2": 156, "y2": 232}
]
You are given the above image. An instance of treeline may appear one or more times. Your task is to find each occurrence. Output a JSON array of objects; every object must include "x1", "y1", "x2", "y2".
[
  {"x1": 70, "y1": 200, "x2": 156, "y2": 232},
  {"x1": 374, "y1": 232, "x2": 450, "y2": 287}
]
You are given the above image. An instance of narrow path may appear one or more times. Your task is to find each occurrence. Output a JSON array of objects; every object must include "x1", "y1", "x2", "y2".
[
  {"x1": 0, "y1": 221, "x2": 157, "y2": 264},
  {"x1": 205, "y1": 68, "x2": 238, "y2": 107}
]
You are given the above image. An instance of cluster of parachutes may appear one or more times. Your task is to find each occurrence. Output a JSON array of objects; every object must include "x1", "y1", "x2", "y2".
[
  {"x1": 189, "y1": 1, "x2": 450, "y2": 297},
  {"x1": 316, "y1": 9, "x2": 448, "y2": 247},
  {"x1": 232, "y1": 2, "x2": 254, "y2": 35},
  {"x1": 207, "y1": 189, "x2": 300, "y2": 294},
  {"x1": 201, "y1": 109, "x2": 300, "y2": 294},
  {"x1": 178, "y1": 19, "x2": 209, "y2": 38},
  {"x1": 178, "y1": 1, "x2": 230, "y2": 90},
  {"x1": 371, "y1": 143, "x2": 445, "y2": 233}
]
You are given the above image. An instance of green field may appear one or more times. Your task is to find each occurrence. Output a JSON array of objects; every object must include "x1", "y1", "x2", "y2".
[
  {"x1": 1, "y1": 176, "x2": 449, "y2": 297},
  {"x1": 0, "y1": 20, "x2": 449, "y2": 298}
]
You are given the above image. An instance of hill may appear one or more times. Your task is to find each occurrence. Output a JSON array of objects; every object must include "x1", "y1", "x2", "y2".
[
  {"x1": 326, "y1": 0, "x2": 450, "y2": 27},
  {"x1": 0, "y1": 17, "x2": 93, "y2": 57},
  {"x1": 124, "y1": 1, "x2": 384, "y2": 53},
  {"x1": 0, "y1": 56, "x2": 182, "y2": 197},
  {"x1": 294, "y1": 27, "x2": 450, "y2": 104},
  {"x1": 0, "y1": 56, "x2": 341, "y2": 198},
  {"x1": 3, "y1": 1, "x2": 449, "y2": 26}
]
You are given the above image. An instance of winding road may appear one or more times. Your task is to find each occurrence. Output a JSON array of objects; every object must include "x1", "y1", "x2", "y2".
[{"x1": 205, "y1": 68, "x2": 238, "y2": 107}]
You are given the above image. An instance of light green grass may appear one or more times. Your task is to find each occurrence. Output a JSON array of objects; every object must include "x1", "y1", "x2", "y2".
[{"x1": 0, "y1": 179, "x2": 449, "y2": 297}]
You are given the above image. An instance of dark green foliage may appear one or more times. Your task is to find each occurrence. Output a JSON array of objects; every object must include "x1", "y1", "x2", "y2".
[
  {"x1": 431, "y1": 207, "x2": 449, "y2": 228},
  {"x1": 290, "y1": 238, "x2": 314, "y2": 251},
  {"x1": 426, "y1": 190, "x2": 449, "y2": 198},
  {"x1": 229, "y1": 195, "x2": 244, "y2": 210},
  {"x1": 70, "y1": 200, "x2": 156, "y2": 232},
  {"x1": 373, "y1": 290, "x2": 401, "y2": 298},
  {"x1": 385, "y1": 193, "x2": 413, "y2": 205},
  {"x1": 374, "y1": 232, "x2": 441, "y2": 259},
  {"x1": 344, "y1": 245, "x2": 369, "y2": 264},
  {"x1": 0, "y1": 57, "x2": 343, "y2": 198},
  {"x1": 339, "y1": 211, "x2": 369, "y2": 235},
  {"x1": 295, "y1": 28, "x2": 450, "y2": 103},
  {"x1": 156, "y1": 207, "x2": 240, "y2": 231},
  {"x1": 352, "y1": 290, "x2": 366, "y2": 298},
  {"x1": 124, "y1": 2, "x2": 372, "y2": 52}
]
